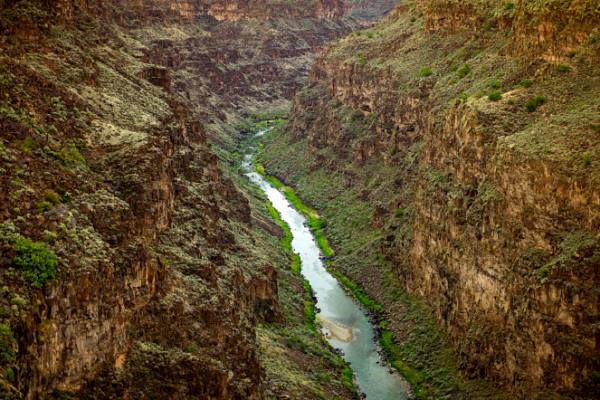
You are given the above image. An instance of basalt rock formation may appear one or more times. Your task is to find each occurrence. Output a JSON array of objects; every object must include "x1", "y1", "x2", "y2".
[
  {"x1": 261, "y1": 0, "x2": 599, "y2": 398},
  {"x1": 0, "y1": 0, "x2": 392, "y2": 399}
]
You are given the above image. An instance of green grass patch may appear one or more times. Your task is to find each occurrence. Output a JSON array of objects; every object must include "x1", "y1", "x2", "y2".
[
  {"x1": 341, "y1": 366, "x2": 355, "y2": 394},
  {"x1": 419, "y1": 67, "x2": 433, "y2": 77},
  {"x1": 303, "y1": 279, "x2": 317, "y2": 332},
  {"x1": 329, "y1": 269, "x2": 382, "y2": 313},
  {"x1": 266, "y1": 200, "x2": 293, "y2": 253},
  {"x1": 380, "y1": 328, "x2": 427, "y2": 397}
]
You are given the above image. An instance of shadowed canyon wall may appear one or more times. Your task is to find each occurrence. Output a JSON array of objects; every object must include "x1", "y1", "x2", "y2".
[{"x1": 0, "y1": 0, "x2": 394, "y2": 398}]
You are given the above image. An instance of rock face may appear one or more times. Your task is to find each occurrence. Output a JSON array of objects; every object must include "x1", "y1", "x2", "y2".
[
  {"x1": 262, "y1": 0, "x2": 600, "y2": 398},
  {"x1": 0, "y1": 0, "x2": 380, "y2": 398}
]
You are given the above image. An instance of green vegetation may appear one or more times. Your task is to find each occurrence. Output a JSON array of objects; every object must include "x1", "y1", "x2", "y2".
[
  {"x1": 19, "y1": 137, "x2": 38, "y2": 154},
  {"x1": 5, "y1": 367, "x2": 15, "y2": 382},
  {"x1": 255, "y1": 160, "x2": 335, "y2": 258},
  {"x1": 254, "y1": 169, "x2": 318, "y2": 332},
  {"x1": 557, "y1": 64, "x2": 571, "y2": 73},
  {"x1": 37, "y1": 200, "x2": 53, "y2": 212},
  {"x1": 303, "y1": 279, "x2": 317, "y2": 332},
  {"x1": 488, "y1": 91, "x2": 502, "y2": 101},
  {"x1": 341, "y1": 366, "x2": 355, "y2": 394},
  {"x1": 583, "y1": 153, "x2": 592, "y2": 166},
  {"x1": 184, "y1": 344, "x2": 198, "y2": 354},
  {"x1": 538, "y1": 231, "x2": 597, "y2": 280},
  {"x1": 50, "y1": 96, "x2": 68, "y2": 122},
  {"x1": 0, "y1": 323, "x2": 15, "y2": 364},
  {"x1": 329, "y1": 269, "x2": 382, "y2": 312},
  {"x1": 519, "y1": 79, "x2": 534, "y2": 88},
  {"x1": 457, "y1": 64, "x2": 471, "y2": 78},
  {"x1": 357, "y1": 52, "x2": 368, "y2": 66},
  {"x1": 44, "y1": 189, "x2": 62, "y2": 205},
  {"x1": 14, "y1": 236, "x2": 58, "y2": 288},
  {"x1": 489, "y1": 80, "x2": 501, "y2": 89},
  {"x1": 419, "y1": 67, "x2": 433, "y2": 77},
  {"x1": 266, "y1": 201, "x2": 293, "y2": 253},
  {"x1": 525, "y1": 95, "x2": 546, "y2": 112},
  {"x1": 380, "y1": 329, "x2": 426, "y2": 397},
  {"x1": 51, "y1": 144, "x2": 87, "y2": 167}
]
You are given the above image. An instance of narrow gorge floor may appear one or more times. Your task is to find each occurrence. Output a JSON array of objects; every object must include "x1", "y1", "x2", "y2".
[{"x1": 243, "y1": 131, "x2": 410, "y2": 400}]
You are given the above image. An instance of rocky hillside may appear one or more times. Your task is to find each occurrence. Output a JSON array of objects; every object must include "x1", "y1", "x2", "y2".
[
  {"x1": 260, "y1": 0, "x2": 599, "y2": 398},
  {"x1": 0, "y1": 0, "x2": 390, "y2": 398}
]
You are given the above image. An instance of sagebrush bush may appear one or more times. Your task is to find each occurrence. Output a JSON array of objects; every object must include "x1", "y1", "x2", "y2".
[
  {"x1": 489, "y1": 80, "x2": 501, "y2": 89},
  {"x1": 488, "y1": 91, "x2": 502, "y2": 101},
  {"x1": 519, "y1": 79, "x2": 534, "y2": 88},
  {"x1": 526, "y1": 96, "x2": 546, "y2": 112}
]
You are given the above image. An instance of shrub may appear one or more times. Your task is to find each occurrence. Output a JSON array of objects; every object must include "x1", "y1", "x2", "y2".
[
  {"x1": 519, "y1": 79, "x2": 534, "y2": 88},
  {"x1": 20, "y1": 137, "x2": 38, "y2": 154},
  {"x1": 457, "y1": 64, "x2": 471, "y2": 78},
  {"x1": 50, "y1": 96, "x2": 67, "y2": 122},
  {"x1": 557, "y1": 64, "x2": 571, "y2": 73},
  {"x1": 0, "y1": 323, "x2": 15, "y2": 364},
  {"x1": 419, "y1": 67, "x2": 433, "y2": 77},
  {"x1": 488, "y1": 91, "x2": 502, "y2": 101},
  {"x1": 356, "y1": 52, "x2": 367, "y2": 66},
  {"x1": 14, "y1": 236, "x2": 58, "y2": 288},
  {"x1": 37, "y1": 201, "x2": 53, "y2": 212},
  {"x1": 583, "y1": 153, "x2": 592, "y2": 166},
  {"x1": 184, "y1": 344, "x2": 198, "y2": 354},
  {"x1": 5, "y1": 367, "x2": 15, "y2": 382},
  {"x1": 505, "y1": 2, "x2": 514, "y2": 9},
  {"x1": 526, "y1": 96, "x2": 546, "y2": 112},
  {"x1": 44, "y1": 189, "x2": 61, "y2": 205},
  {"x1": 489, "y1": 80, "x2": 501, "y2": 89}
]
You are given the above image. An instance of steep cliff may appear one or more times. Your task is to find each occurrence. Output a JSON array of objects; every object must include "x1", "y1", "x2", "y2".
[
  {"x1": 0, "y1": 0, "x2": 372, "y2": 398},
  {"x1": 260, "y1": 0, "x2": 600, "y2": 398}
]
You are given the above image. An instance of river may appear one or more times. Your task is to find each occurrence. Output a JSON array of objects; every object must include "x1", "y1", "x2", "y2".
[{"x1": 243, "y1": 131, "x2": 409, "y2": 399}]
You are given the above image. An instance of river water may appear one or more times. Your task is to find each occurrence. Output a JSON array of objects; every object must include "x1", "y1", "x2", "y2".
[{"x1": 243, "y1": 134, "x2": 409, "y2": 399}]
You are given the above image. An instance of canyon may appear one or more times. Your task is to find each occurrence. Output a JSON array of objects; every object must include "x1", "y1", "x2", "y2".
[{"x1": 0, "y1": 0, "x2": 598, "y2": 399}]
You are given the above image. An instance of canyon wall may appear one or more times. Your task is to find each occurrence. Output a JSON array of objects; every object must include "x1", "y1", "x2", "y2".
[
  {"x1": 0, "y1": 0, "x2": 380, "y2": 398},
  {"x1": 262, "y1": 0, "x2": 599, "y2": 398}
]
